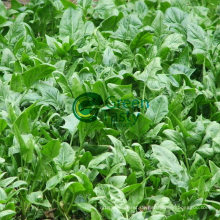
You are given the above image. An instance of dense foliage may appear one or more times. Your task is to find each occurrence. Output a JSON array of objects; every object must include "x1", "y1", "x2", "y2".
[{"x1": 0, "y1": 0, "x2": 220, "y2": 219}]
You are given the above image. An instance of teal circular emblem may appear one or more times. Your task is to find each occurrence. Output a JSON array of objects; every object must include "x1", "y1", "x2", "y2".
[{"x1": 73, "y1": 92, "x2": 103, "y2": 122}]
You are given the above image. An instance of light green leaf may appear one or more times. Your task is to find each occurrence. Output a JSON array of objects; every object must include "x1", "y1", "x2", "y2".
[
  {"x1": 42, "y1": 140, "x2": 61, "y2": 162},
  {"x1": 23, "y1": 64, "x2": 56, "y2": 88},
  {"x1": 128, "y1": 114, "x2": 151, "y2": 139},
  {"x1": 161, "y1": 33, "x2": 185, "y2": 51},
  {"x1": 0, "y1": 210, "x2": 16, "y2": 219},
  {"x1": 103, "y1": 47, "x2": 117, "y2": 66},
  {"x1": 107, "y1": 83, "x2": 133, "y2": 100},
  {"x1": 135, "y1": 57, "x2": 162, "y2": 82},
  {"x1": 59, "y1": 8, "x2": 83, "y2": 41},
  {"x1": 0, "y1": 119, "x2": 7, "y2": 134},
  {"x1": 54, "y1": 143, "x2": 75, "y2": 169},
  {"x1": 60, "y1": 0, "x2": 77, "y2": 9},
  {"x1": 46, "y1": 173, "x2": 64, "y2": 190},
  {"x1": 27, "y1": 191, "x2": 51, "y2": 208},
  {"x1": 164, "y1": 7, "x2": 187, "y2": 34},
  {"x1": 94, "y1": 184, "x2": 129, "y2": 212},
  {"x1": 125, "y1": 149, "x2": 144, "y2": 172},
  {"x1": 13, "y1": 125, "x2": 34, "y2": 163},
  {"x1": 6, "y1": 21, "x2": 26, "y2": 44},
  {"x1": 130, "y1": 30, "x2": 153, "y2": 51},
  {"x1": 100, "y1": 12, "x2": 123, "y2": 32},
  {"x1": 63, "y1": 182, "x2": 85, "y2": 195},
  {"x1": 146, "y1": 95, "x2": 169, "y2": 124},
  {"x1": 163, "y1": 129, "x2": 186, "y2": 152},
  {"x1": 46, "y1": 35, "x2": 63, "y2": 54},
  {"x1": 93, "y1": 0, "x2": 118, "y2": 19},
  {"x1": 61, "y1": 114, "x2": 79, "y2": 135},
  {"x1": 187, "y1": 22, "x2": 209, "y2": 52},
  {"x1": 128, "y1": 180, "x2": 146, "y2": 212},
  {"x1": 130, "y1": 212, "x2": 145, "y2": 220},
  {"x1": 112, "y1": 14, "x2": 142, "y2": 40},
  {"x1": 152, "y1": 197, "x2": 174, "y2": 215},
  {"x1": 88, "y1": 152, "x2": 113, "y2": 169},
  {"x1": 76, "y1": 203, "x2": 102, "y2": 220},
  {"x1": 152, "y1": 145, "x2": 189, "y2": 188},
  {"x1": 0, "y1": 177, "x2": 17, "y2": 187},
  {"x1": 1, "y1": 48, "x2": 15, "y2": 67}
]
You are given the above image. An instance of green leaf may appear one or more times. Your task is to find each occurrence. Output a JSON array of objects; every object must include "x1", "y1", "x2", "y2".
[
  {"x1": 11, "y1": 180, "x2": 27, "y2": 188},
  {"x1": 94, "y1": 184, "x2": 129, "y2": 212},
  {"x1": 46, "y1": 35, "x2": 64, "y2": 54},
  {"x1": 91, "y1": 207, "x2": 102, "y2": 220},
  {"x1": 0, "y1": 119, "x2": 7, "y2": 134},
  {"x1": 112, "y1": 14, "x2": 142, "y2": 40},
  {"x1": 54, "y1": 143, "x2": 75, "y2": 169},
  {"x1": 125, "y1": 149, "x2": 144, "y2": 172},
  {"x1": 13, "y1": 125, "x2": 34, "y2": 163},
  {"x1": 163, "y1": 129, "x2": 186, "y2": 152},
  {"x1": 63, "y1": 182, "x2": 85, "y2": 195},
  {"x1": 152, "y1": 10, "x2": 165, "y2": 36},
  {"x1": 130, "y1": 212, "x2": 145, "y2": 220},
  {"x1": 61, "y1": 114, "x2": 79, "y2": 135},
  {"x1": 130, "y1": 30, "x2": 153, "y2": 51},
  {"x1": 88, "y1": 152, "x2": 113, "y2": 169},
  {"x1": 93, "y1": 0, "x2": 118, "y2": 20},
  {"x1": 22, "y1": 64, "x2": 56, "y2": 88},
  {"x1": 78, "y1": 0, "x2": 92, "y2": 12},
  {"x1": 0, "y1": 158, "x2": 5, "y2": 164},
  {"x1": 0, "y1": 210, "x2": 16, "y2": 220},
  {"x1": 190, "y1": 153, "x2": 206, "y2": 174},
  {"x1": 108, "y1": 176, "x2": 126, "y2": 188},
  {"x1": 209, "y1": 161, "x2": 220, "y2": 175},
  {"x1": 74, "y1": 172, "x2": 93, "y2": 192},
  {"x1": 168, "y1": 64, "x2": 195, "y2": 77},
  {"x1": 78, "y1": 120, "x2": 104, "y2": 146},
  {"x1": 187, "y1": 22, "x2": 209, "y2": 52},
  {"x1": 103, "y1": 47, "x2": 117, "y2": 66},
  {"x1": 27, "y1": 191, "x2": 51, "y2": 208},
  {"x1": 42, "y1": 140, "x2": 61, "y2": 162},
  {"x1": 0, "y1": 187, "x2": 7, "y2": 201},
  {"x1": 11, "y1": 0, "x2": 22, "y2": 10},
  {"x1": 128, "y1": 180, "x2": 146, "y2": 211},
  {"x1": 146, "y1": 95, "x2": 169, "y2": 124},
  {"x1": 100, "y1": 12, "x2": 123, "y2": 32},
  {"x1": 59, "y1": 8, "x2": 83, "y2": 41},
  {"x1": 0, "y1": 177, "x2": 17, "y2": 187},
  {"x1": 0, "y1": 1, "x2": 7, "y2": 18},
  {"x1": 13, "y1": 103, "x2": 35, "y2": 134},
  {"x1": 76, "y1": 203, "x2": 102, "y2": 220},
  {"x1": 60, "y1": 0, "x2": 77, "y2": 9},
  {"x1": 46, "y1": 172, "x2": 64, "y2": 190},
  {"x1": 106, "y1": 207, "x2": 125, "y2": 220},
  {"x1": 135, "y1": 57, "x2": 162, "y2": 82},
  {"x1": 128, "y1": 114, "x2": 151, "y2": 140},
  {"x1": 152, "y1": 145, "x2": 189, "y2": 189},
  {"x1": 10, "y1": 73, "x2": 25, "y2": 92},
  {"x1": 160, "y1": 33, "x2": 185, "y2": 55},
  {"x1": 36, "y1": 82, "x2": 64, "y2": 110},
  {"x1": 164, "y1": 7, "x2": 187, "y2": 34},
  {"x1": 152, "y1": 197, "x2": 174, "y2": 215},
  {"x1": 6, "y1": 22, "x2": 26, "y2": 44},
  {"x1": 107, "y1": 83, "x2": 133, "y2": 100},
  {"x1": 1, "y1": 48, "x2": 15, "y2": 67}
]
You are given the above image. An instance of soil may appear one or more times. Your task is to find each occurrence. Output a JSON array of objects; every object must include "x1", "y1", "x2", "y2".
[{"x1": 3, "y1": 0, "x2": 30, "y2": 8}]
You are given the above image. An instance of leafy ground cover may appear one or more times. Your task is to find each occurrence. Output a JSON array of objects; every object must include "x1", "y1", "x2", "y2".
[{"x1": 0, "y1": 0, "x2": 220, "y2": 219}]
